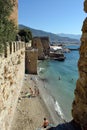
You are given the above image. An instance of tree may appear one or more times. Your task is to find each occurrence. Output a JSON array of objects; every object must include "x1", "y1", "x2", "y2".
[
  {"x1": 0, "y1": 0, "x2": 17, "y2": 53},
  {"x1": 18, "y1": 29, "x2": 32, "y2": 43}
]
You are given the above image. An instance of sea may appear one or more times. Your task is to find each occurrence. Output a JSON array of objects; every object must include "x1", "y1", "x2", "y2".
[{"x1": 37, "y1": 45, "x2": 80, "y2": 122}]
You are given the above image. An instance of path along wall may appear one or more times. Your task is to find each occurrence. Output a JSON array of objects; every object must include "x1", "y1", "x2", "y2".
[{"x1": 0, "y1": 41, "x2": 25, "y2": 130}]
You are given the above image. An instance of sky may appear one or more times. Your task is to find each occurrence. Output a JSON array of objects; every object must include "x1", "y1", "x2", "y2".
[{"x1": 18, "y1": 0, "x2": 86, "y2": 34}]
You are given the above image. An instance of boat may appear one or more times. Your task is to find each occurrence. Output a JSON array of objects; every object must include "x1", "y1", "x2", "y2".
[
  {"x1": 49, "y1": 52, "x2": 65, "y2": 61},
  {"x1": 49, "y1": 45, "x2": 66, "y2": 61},
  {"x1": 53, "y1": 56, "x2": 65, "y2": 61}
]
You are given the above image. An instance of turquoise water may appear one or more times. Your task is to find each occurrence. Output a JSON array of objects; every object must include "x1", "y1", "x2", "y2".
[{"x1": 38, "y1": 46, "x2": 79, "y2": 121}]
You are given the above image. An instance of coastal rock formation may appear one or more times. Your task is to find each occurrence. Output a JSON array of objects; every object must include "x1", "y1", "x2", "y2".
[{"x1": 72, "y1": 0, "x2": 87, "y2": 129}]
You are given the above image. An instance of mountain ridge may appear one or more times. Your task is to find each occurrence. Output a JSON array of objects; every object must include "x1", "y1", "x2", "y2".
[
  {"x1": 57, "y1": 33, "x2": 81, "y2": 40},
  {"x1": 19, "y1": 24, "x2": 80, "y2": 44}
]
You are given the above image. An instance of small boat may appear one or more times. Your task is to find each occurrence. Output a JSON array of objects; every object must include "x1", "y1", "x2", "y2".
[{"x1": 53, "y1": 56, "x2": 65, "y2": 61}]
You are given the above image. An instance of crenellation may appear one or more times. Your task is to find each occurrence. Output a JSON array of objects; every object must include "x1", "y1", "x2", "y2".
[
  {"x1": 0, "y1": 41, "x2": 25, "y2": 59},
  {"x1": 13, "y1": 42, "x2": 16, "y2": 52},
  {"x1": 0, "y1": 41, "x2": 25, "y2": 130}
]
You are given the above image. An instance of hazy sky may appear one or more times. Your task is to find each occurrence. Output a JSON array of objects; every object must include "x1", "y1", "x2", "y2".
[{"x1": 18, "y1": 0, "x2": 86, "y2": 34}]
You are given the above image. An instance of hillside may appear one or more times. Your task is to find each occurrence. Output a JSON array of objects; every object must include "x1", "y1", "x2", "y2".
[
  {"x1": 19, "y1": 24, "x2": 80, "y2": 44},
  {"x1": 57, "y1": 33, "x2": 81, "y2": 40}
]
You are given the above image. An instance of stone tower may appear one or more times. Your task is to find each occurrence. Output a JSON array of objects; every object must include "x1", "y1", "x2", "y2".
[
  {"x1": 10, "y1": 0, "x2": 18, "y2": 26},
  {"x1": 72, "y1": 0, "x2": 87, "y2": 129}
]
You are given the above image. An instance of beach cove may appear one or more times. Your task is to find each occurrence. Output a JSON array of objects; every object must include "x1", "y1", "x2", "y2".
[
  {"x1": 10, "y1": 74, "x2": 64, "y2": 130},
  {"x1": 38, "y1": 47, "x2": 79, "y2": 121},
  {"x1": 10, "y1": 45, "x2": 79, "y2": 130}
]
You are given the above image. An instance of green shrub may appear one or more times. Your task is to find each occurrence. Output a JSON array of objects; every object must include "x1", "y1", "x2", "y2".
[
  {"x1": 18, "y1": 29, "x2": 32, "y2": 43},
  {"x1": 0, "y1": 0, "x2": 17, "y2": 53}
]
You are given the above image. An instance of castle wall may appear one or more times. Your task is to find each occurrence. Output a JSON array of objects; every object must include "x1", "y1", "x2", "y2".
[
  {"x1": 40, "y1": 37, "x2": 50, "y2": 56},
  {"x1": 9, "y1": 0, "x2": 18, "y2": 26},
  {"x1": 0, "y1": 42, "x2": 25, "y2": 130},
  {"x1": 25, "y1": 48, "x2": 38, "y2": 74},
  {"x1": 32, "y1": 37, "x2": 50, "y2": 59},
  {"x1": 32, "y1": 37, "x2": 45, "y2": 60}
]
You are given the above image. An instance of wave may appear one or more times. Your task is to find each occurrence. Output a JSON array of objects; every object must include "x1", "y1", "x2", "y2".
[
  {"x1": 38, "y1": 67, "x2": 45, "y2": 74},
  {"x1": 54, "y1": 100, "x2": 66, "y2": 122}
]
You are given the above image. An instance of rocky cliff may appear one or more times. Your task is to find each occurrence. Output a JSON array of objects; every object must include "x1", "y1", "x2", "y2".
[{"x1": 72, "y1": 0, "x2": 87, "y2": 129}]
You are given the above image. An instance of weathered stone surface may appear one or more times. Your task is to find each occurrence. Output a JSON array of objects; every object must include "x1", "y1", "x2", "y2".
[
  {"x1": 25, "y1": 48, "x2": 38, "y2": 74},
  {"x1": 9, "y1": 0, "x2": 18, "y2": 26},
  {"x1": 32, "y1": 37, "x2": 50, "y2": 59},
  {"x1": 84, "y1": 0, "x2": 87, "y2": 13},
  {"x1": 32, "y1": 37, "x2": 45, "y2": 60},
  {"x1": 40, "y1": 37, "x2": 50, "y2": 56},
  {"x1": 0, "y1": 42, "x2": 25, "y2": 130},
  {"x1": 72, "y1": 1, "x2": 87, "y2": 129},
  {"x1": 82, "y1": 18, "x2": 87, "y2": 33}
]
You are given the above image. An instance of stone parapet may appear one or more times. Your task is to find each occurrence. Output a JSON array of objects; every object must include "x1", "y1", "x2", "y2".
[
  {"x1": 0, "y1": 42, "x2": 25, "y2": 130},
  {"x1": 0, "y1": 41, "x2": 25, "y2": 58}
]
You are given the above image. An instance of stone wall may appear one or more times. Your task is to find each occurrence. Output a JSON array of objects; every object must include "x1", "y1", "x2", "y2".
[
  {"x1": 32, "y1": 37, "x2": 50, "y2": 59},
  {"x1": 0, "y1": 42, "x2": 25, "y2": 130},
  {"x1": 25, "y1": 48, "x2": 38, "y2": 74},
  {"x1": 9, "y1": 0, "x2": 18, "y2": 26},
  {"x1": 32, "y1": 37, "x2": 45, "y2": 60},
  {"x1": 40, "y1": 37, "x2": 50, "y2": 56},
  {"x1": 72, "y1": 0, "x2": 87, "y2": 129}
]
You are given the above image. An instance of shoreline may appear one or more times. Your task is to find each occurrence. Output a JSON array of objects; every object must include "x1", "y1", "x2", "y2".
[
  {"x1": 10, "y1": 74, "x2": 65, "y2": 130},
  {"x1": 32, "y1": 75, "x2": 66, "y2": 124}
]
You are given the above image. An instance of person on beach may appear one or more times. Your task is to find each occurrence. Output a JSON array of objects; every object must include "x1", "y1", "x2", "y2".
[
  {"x1": 42, "y1": 117, "x2": 49, "y2": 128},
  {"x1": 29, "y1": 87, "x2": 34, "y2": 96},
  {"x1": 34, "y1": 87, "x2": 39, "y2": 96}
]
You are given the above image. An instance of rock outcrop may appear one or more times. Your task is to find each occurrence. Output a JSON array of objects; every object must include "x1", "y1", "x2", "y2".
[{"x1": 72, "y1": 0, "x2": 87, "y2": 129}]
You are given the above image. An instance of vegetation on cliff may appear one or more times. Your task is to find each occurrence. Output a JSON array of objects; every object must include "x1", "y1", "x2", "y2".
[
  {"x1": 18, "y1": 29, "x2": 32, "y2": 43},
  {"x1": 0, "y1": 0, "x2": 17, "y2": 53}
]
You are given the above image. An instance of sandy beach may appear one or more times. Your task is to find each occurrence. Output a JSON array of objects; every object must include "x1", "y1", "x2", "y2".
[{"x1": 10, "y1": 74, "x2": 64, "y2": 130}]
